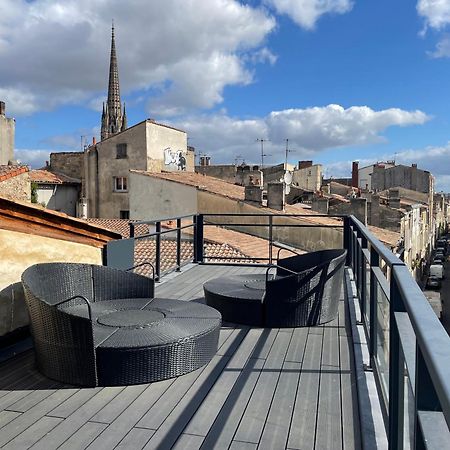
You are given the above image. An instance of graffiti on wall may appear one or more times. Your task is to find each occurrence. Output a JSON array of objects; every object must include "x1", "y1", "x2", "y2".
[{"x1": 163, "y1": 148, "x2": 187, "y2": 171}]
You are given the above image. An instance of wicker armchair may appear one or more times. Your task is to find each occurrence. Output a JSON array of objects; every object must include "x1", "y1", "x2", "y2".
[
  {"x1": 204, "y1": 249, "x2": 347, "y2": 327},
  {"x1": 22, "y1": 262, "x2": 221, "y2": 387}
]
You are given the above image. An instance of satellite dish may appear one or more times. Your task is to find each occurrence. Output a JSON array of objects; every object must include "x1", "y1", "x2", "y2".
[{"x1": 283, "y1": 171, "x2": 293, "y2": 185}]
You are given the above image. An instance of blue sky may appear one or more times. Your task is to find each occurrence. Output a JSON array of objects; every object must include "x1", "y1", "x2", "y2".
[{"x1": 2, "y1": 0, "x2": 450, "y2": 190}]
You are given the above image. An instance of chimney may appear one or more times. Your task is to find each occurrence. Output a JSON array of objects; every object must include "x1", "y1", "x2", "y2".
[
  {"x1": 412, "y1": 163, "x2": 417, "y2": 169},
  {"x1": 245, "y1": 185, "x2": 263, "y2": 205},
  {"x1": 352, "y1": 161, "x2": 359, "y2": 188},
  {"x1": 92, "y1": 136, "x2": 96, "y2": 145},
  {"x1": 0, "y1": 101, "x2": 5, "y2": 116},
  {"x1": 267, "y1": 182, "x2": 285, "y2": 211},
  {"x1": 298, "y1": 160, "x2": 313, "y2": 170},
  {"x1": 45, "y1": 161, "x2": 49, "y2": 168}
]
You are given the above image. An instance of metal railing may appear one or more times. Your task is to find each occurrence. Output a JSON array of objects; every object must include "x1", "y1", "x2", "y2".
[
  {"x1": 345, "y1": 215, "x2": 450, "y2": 449},
  {"x1": 106, "y1": 212, "x2": 450, "y2": 448}
]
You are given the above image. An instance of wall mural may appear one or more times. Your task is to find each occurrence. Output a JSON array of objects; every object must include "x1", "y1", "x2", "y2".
[{"x1": 163, "y1": 147, "x2": 187, "y2": 171}]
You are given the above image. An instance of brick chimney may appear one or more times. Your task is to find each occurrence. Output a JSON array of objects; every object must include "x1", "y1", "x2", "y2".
[
  {"x1": 298, "y1": 160, "x2": 313, "y2": 170},
  {"x1": 351, "y1": 161, "x2": 359, "y2": 188},
  {"x1": 0, "y1": 101, "x2": 5, "y2": 116}
]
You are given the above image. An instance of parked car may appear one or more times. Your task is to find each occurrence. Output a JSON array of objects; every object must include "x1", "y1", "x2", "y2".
[
  {"x1": 430, "y1": 264, "x2": 444, "y2": 279},
  {"x1": 426, "y1": 276, "x2": 442, "y2": 289},
  {"x1": 433, "y1": 258, "x2": 444, "y2": 266},
  {"x1": 433, "y1": 255, "x2": 445, "y2": 264}
]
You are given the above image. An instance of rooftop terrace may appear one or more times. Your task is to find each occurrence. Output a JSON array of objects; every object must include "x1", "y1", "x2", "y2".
[{"x1": 0, "y1": 213, "x2": 449, "y2": 449}]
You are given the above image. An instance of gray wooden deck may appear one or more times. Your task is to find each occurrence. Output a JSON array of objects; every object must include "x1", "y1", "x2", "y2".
[{"x1": 0, "y1": 264, "x2": 361, "y2": 449}]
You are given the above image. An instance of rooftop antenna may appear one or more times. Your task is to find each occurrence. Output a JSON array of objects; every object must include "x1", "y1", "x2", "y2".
[
  {"x1": 284, "y1": 138, "x2": 296, "y2": 170},
  {"x1": 256, "y1": 138, "x2": 270, "y2": 168},
  {"x1": 234, "y1": 155, "x2": 243, "y2": 166}
]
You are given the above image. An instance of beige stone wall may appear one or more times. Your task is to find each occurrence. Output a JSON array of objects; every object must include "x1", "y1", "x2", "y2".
[
  {"x1": 50, "y1": 152, "x2": 84, "y2": 179},
  {"x1": 129, "y1": 172, "x2": 197, "y2": 220},
  {"x1": 146, "y1": 121, "x2": 190, "y2": 172},
  {"x1": 0, "y1": 115, "x2": 15, "y2": 165},
  {"x1": 86, "y1": 121, "x2": 148, "y2": 218},
  {"x1": 0, "y1": 172, "x2": 30, "y2": 201},
  {"x1": 292, "y1": 164, "x2": 322, "y2": 191},
  {"x1": 197, "y1": 191, "x2": 343, "y2": 251},
  {"x1": 0, "y1": 229, "x2": 102, "y2": 336}
]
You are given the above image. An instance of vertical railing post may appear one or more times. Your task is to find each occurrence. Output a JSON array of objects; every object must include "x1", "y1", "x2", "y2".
[
  {"x1": 129, "y1": 222, "x2": 135, "y2": 238},
  {"x1": 155, "y1": 221, "x2": 161, "y2": 281},
  {"x1": 414, "y1": 344, "x2": 441, "y2": 449},
  {"x1": 360, "y1": 234, "x2": 368, "y2": 321},
  {"x1": 388, "y1": 268, "x2": 406, "y2": 450},
  {"x1": 369, "y1": 246, "x2": 379, "y2": 367},
  {"x1": 269, "y1": 215, "x2": 273, "y2": 264},
  {"x1": 343, "y1": 216, "x2": 352, "y2": 266},
  {"x1": 194, "y1": 214, "x2": 204, "y2": 263},
  {"x1": 176, "y1": 218, "x2": 181, "y2": 271}
]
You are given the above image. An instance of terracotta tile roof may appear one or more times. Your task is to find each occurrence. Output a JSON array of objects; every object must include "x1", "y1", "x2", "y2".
[
  {"x1": 85, "y1": 218, "x2": 151, "y2": 238},
  {"x1": 130, "y1": 171, "x2": 398, "y2": 247},
  {"x1": 0, "y1": 165, "x2": 29, "y2": 182},
  {"x1": 29, "y1": 169, "x2": 80, "y2": 184},
  {"x1": 131, "y1": 170, "x2": 245, "y2": 201}
]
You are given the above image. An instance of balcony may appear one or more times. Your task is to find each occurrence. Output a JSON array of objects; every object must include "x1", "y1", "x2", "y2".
[{"x1": 0, "y1": 214, "x2": 449, "y2": 449}]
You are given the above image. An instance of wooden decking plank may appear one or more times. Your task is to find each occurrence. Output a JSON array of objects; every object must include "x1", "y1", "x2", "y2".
[
  {"x1": 58, "y1": 422, "x2": 109, "y2": 450},
  {"x1": 115, "y1": 428, "x2": 155, "y2": 449},
  {"x1": 183, "y1": 328, "x2": 265, "y2": 438},
  {"x1": 258, "y1": 325, "x2": 309, "y2": 449},
  {"x1": 315, "y1": 325, "x2": 342, "y2": 450},
  {"x1": 2, "y1": 415, "x2": 63, "y2": 450},
  {"x1": 233, "y1": 329, "x2": 292, "y2": 444},
  {"x1": 136, "y1": 365, "x2": 208, "y2": 430},
  {"x1": 258, "y1": 360, "x2": 302, "y2": 449},
  {"x1": 172, "y1": 433, "x2": 205, "y2": 449},
  {"x1": 340, "y1": 335, "x2": 361, "y2": 450},
  {"x1": 217, "y1": 326, "x2": 235, "y2": 349},
  {"x1": 285, "y1": 327, "x2": 308, "y2": 363},
  {"x1": 142, "y1": 354, "x2": 231, "y2": 449},
  {"x1": 287, "y1": 329, "x2": 324, "y2": 450},
  {"x1": 216, "y1": 327, "x2": 249, "y2": 356},
  {"x1": 48, "y1": 388, "x2": 104, "y2": 418},
  {"x1": 229, "y1": 440, "x2": 258, "y2": 449},
  {"x1": 200, "y1": 358, "x2": 265, "y2": 450},
  {"x1": 0, "y1": 410, "x2": 21, "y2": 428},
  {"x1": 249, "y1": 328, "x2": 279, "y2": 360},
  {"x1": 0, "y1": 388, "x2": 80, "y2": 447},
  {"x1": 7, "y1": 388, "x2": 58, "y2": 413},
  {"x1": 89, "y1": 384, "x2": 148, "y2": 424},
  {"x1": 30, "y1": 387, "x2": 125, "y2": 450},
  {"x1": 85, "y1": 379, "x2": 175, "y2": 449}
]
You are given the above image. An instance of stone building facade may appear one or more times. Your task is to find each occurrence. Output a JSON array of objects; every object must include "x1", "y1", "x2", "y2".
[
  {"x1": 0, "y1": 102, "x2": 15, "y2": 165},
  {"x1": 85, "y1": 119, "x2": 191, "y2": 218},
  {"x1": 49, "y1": 152, "x2": 84, "y2": 180}
]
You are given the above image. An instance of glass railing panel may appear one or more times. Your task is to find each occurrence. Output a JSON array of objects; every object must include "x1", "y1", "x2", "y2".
[
  {"x1": 376, "y1": 279, "x2": 390, "y2": 401},
  {"x1": 403, "y1": 361, "x2": 415, "y2": 450}
]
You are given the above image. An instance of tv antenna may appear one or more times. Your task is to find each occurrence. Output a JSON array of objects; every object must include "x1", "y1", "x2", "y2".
[
  {"x1": 256, "y1": 138, "x2": 270, "y2": 168},
  {"x1": 284, "y1": 138, "x2": 296, "y2": 169}
]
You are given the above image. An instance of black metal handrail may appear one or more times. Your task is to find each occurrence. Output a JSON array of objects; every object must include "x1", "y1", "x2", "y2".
[
  {"x1": 346, "y1": 214, "x2": 450, "y2": 449},
  {"x1": 106, "y1": 212, "x2": 450, "y2": 449}
]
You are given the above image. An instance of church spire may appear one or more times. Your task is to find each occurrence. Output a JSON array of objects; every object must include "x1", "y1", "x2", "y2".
[{"x1": 101, "y1": 22, "x2": 126, "y2": 140}]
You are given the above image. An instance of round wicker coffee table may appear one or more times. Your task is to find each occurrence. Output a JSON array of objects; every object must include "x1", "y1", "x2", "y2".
[{"x1": 65, "y1": 297, "x2": 221, "y2": 386}]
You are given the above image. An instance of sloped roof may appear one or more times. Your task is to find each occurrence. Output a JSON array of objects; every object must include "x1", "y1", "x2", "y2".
[
  {"x1": 29, "y1": 169, "x2": 80, "y2": 184},
  {"x1": 0, "y1": 196, "x2": 120, "y2": 247},
  {"x1": 0, "y1": 165, "x2": 28, "y2": 182}
]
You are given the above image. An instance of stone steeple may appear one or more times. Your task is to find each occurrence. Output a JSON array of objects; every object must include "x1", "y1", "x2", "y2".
[{"x1": 101, "y1": 23, "x2": 127, "y2": 140}]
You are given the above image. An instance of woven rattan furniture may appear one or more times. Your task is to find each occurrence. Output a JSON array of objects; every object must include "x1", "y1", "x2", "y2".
[
  {"x1": 21, "y1": 263, "x2": 221, "y2": 387},
  {"x1": 204, "y1": 249, "x2": 346, "y2": 327}
]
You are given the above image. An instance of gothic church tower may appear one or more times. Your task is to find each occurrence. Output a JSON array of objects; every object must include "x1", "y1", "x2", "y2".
[{"x1": 101, "y1": 24, "x2": 127, "y2": 141}]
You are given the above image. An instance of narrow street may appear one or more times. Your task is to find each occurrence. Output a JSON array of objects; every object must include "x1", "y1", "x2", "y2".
[{"x1": 440, "y1": 261, "x2": 450, "y2": 336}]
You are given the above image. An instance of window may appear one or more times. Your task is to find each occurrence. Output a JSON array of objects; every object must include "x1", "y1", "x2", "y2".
[
  {"x1": 116, "y1": 143, "x2": 127, "y2": 159},
  {"x1": 120, "y1": 210, "x2": 130, "y2": 219},
  {"x1": 113, "y1": 176, "x2": 128, "y2": 192}
]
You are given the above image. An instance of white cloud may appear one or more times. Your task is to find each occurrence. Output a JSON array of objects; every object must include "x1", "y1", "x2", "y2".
[
  {"x1": 0, "y1": 0, "x2": 276, "y2": 116},
  {"x1": 427, "y1": 35, "x2": 450, "y2": 57},
  {"x1": 14, "y1": 149, "x2": 53, "y2": 168},
  {"x1": 174, "y1": 104, "x2": 430, "y2": 165},
  {"x1": 417, "y1": 0, "x2": 450, "y2": 30},
  {"x1": 266, "y1": 0, "x2": 353, "y2": 29}
]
